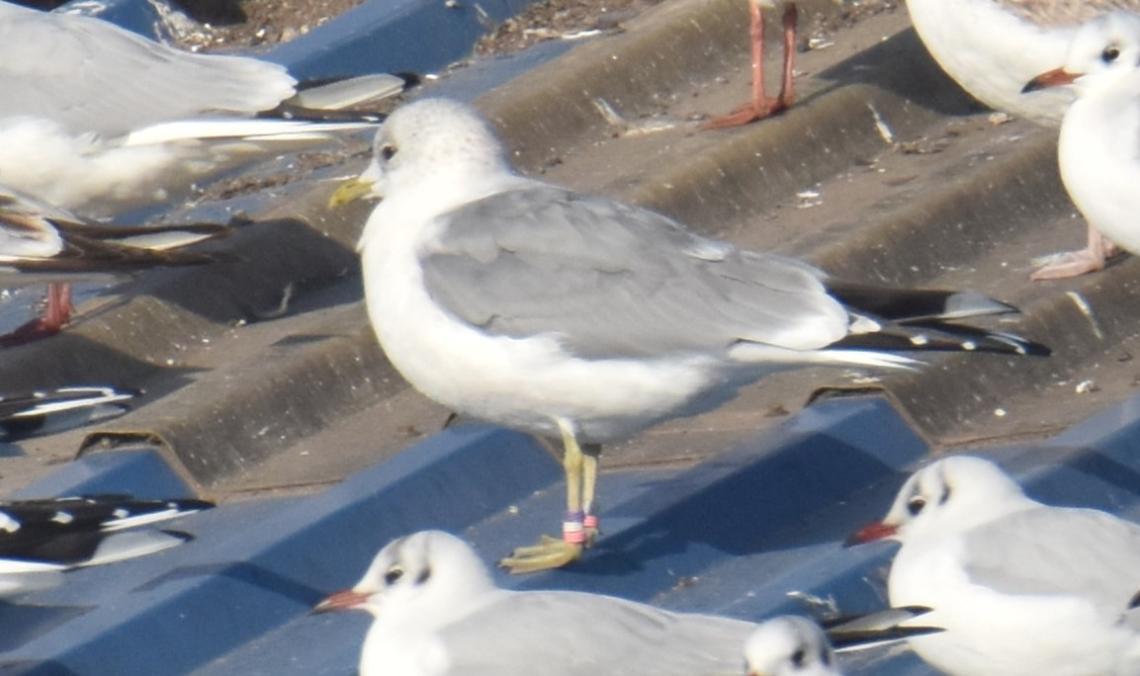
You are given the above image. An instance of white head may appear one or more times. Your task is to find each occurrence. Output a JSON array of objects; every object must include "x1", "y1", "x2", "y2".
[
  {"x1": 743, "y1": 616, "x2": 840, "y2": 676},
  {"x1": 849, "y1": 456, "x2": 1032, "y2": 545},
  {"x1": 1023, "y1": 11, "x2": 1140, "y2": 96},
  {"x1": 313, "y1": 530, "x2": 495, "y2": 627},
  {"x1": 329, "y1": 98, "x2": 512, "y2": 206}
]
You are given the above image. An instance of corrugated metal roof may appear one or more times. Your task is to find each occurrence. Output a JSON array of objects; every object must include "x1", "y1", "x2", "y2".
[{"x1": 3, "y1": 0, "x2": 1140, "y2": 673}]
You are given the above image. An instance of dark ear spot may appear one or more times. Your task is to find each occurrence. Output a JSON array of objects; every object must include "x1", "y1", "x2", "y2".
[
  {"x1": 939, "y1": 483, "x2": 952, "y2": 505},
  {"x1": 416, "y1": 567, "x2": 432, "y2": 585}
]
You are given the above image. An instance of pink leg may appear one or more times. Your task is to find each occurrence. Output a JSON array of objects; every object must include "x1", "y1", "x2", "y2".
[
  {"x1": 0, "y1": 282, "x2": 73, "y2": 347},
  {"x1": 1030, "y1": 224, "x2": 1115, "y2": 280},
  {"x1": 704, "y1": 2, "x2": 797, "y2": 129},
  {"x1": 777, "y1": 3, "x2": 797, "y2": 109}
]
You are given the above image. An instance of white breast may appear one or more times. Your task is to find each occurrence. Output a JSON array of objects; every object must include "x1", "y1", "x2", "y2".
[{"x1": 1058, "y1": 89, "x2": 1140, "y2": 255}]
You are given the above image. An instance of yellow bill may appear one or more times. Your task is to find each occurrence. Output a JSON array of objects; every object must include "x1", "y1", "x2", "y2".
[{"x1": 328, "y1": 177, "x2": 377, "y2": 209}]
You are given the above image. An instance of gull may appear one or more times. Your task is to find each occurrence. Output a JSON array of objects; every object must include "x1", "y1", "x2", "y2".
[
  {"x1": 0, "y1": 184, "x2": 230, "y2": 343},
  {"x1": 744, "y1": 616, "x2": 840, "y2": 676},
  {"x1": 904, "y1": 0, "x2": 1140, "y2": 125},
  {"x1": 847, "y1": 455, "x2": 1140, "y2": 676},
  {"x1": 313, "y1": 530, "x2": 941, "y2": 676},
  {"x1": 0, "y1": 0, "x2": 406, "y2": 217},
  {"x1": 704, "y1": 1, "x2": 799, "y2": 129},
  {"x1": 1020, "y1": 11, "x2": 1140, "y2": 279},
  {"x1": 332, "y1": 97, "x2": 1049, "y2": 573},
  {"x1": 0, "y1": 493, "x2": 212, "y2": 596},
  {"x1": 0, "y1": 385, "x2": 136, "y2": 441}
]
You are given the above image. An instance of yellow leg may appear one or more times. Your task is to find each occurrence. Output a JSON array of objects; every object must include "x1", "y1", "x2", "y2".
[
  {"x1": 582, "y1": 443, "x2": 601, "y2": 545},
  {"x1": 499, "y1": 420, "x2": 587, "y2": 574}
]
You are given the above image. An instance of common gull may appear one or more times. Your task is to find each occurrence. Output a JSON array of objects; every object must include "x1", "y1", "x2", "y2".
[
  {"x1": 849, "y1": 456, "x2": 1140, "y2": 675},
  {"x1": 334, "y1": 97, "x2": 1048, "y2": 573}
]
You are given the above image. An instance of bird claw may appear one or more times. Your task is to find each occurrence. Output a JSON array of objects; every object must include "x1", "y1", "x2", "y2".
[
  {"x1": 499, "y1": 536, "x2": 583, "y2": 574},
  {"x1": 0, "y1": 317, "x2": 65, "y2": 347},
  {"x1": 701, "y1": 98, "x2": 788, "y2": 130},
  {"x1": 1030, "y1": 249, "x2": 1107, "y2": 280}
]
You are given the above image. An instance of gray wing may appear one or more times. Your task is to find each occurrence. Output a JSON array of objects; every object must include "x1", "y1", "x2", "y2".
[
  {"x1": 421, "y1": 186, "x2": 849, "y2": 360},
  {"x1": 963, "y1": 506, "x2": 1140, "y2": 614},
  {"x1": 0, "y1": 3, "x2": 295, "y2": 136},
  {"x1": 1004, "y1": 0, "x2": 1140, "y2": 25},
  {"x1": 437, "y1": 591, "x2": 754, "y2": 676}
]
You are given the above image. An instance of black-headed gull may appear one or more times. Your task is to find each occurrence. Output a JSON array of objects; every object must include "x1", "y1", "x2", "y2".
[
  {"x1": 1021, "y1": 10, "x2": 1140, "y2": 279},
  {"x1": 704, "y1": 0, "x2": 798, "y2": 129},
  {"x1": 0, "y1": 184, "x2": 229, "y2": 342},
  {"x1": 904, "y1": 0, "x2": 1139, "y2": 125},
  {"x1": 0, "y1": 1, "x2": 405, "y2": 217},
  {"x1": 315, "y1": 530, "x2": 940, "y2": 676},
  {"x1": 0, "y1": 493, "x2": 212, "y2": 595},
  {"x1": 848, "y1": 455, "x2": 1140, "y2": 675},
  {"x1": 744, "y1": 616, "x2": 841, "y2": 676},
  {"x1": 331, "y1": 97, "x2": 1049, "y2": 573}
]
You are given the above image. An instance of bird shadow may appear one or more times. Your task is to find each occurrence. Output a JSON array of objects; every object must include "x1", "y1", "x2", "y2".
[
  {"x1": 528, "y1": 420, "x2": 917, "y2": 592},
  {"x1": 815, "y1": 28, "x2": 986, "y2": 119}
]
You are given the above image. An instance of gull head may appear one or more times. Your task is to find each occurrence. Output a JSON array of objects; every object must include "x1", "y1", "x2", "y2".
[
  {"x1": 329, "y1": 98, "x2": 511, "y2": 208},
  {"x1": 1023, "y1": 11, "x2": 1140, "y2": 95},
  {"x1": 847, "y1": 456, "x2": 1029, "y2": 545},
  {"x1": 743, "y1": 616, "x2": 839, "y2": 676},
  {"x1": 313, "y1": 530, "x2": 495, "y2": 622}
]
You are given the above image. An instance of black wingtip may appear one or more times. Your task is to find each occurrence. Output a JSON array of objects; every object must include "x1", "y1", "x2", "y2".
[
  {"x1": 167, "y1": 498, "x2": 215, "y2": 513},
  {"x1": 829, "y1": 624, "x2": 945, "y2": 651}
]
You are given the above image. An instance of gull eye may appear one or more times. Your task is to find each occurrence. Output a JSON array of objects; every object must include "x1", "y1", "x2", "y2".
[
  {"x1": 791, "y1": 647, "x2": 806, "y2": 667},
  {"x1": 384, "y1": 566, "x2": 404, "y2": 585},
  {"x1": 1102, "y1": 45, "x2": 1122, "y2": 63},
  {"x1": 907, "y1": 496, "x2": 927, "y2": 516},
  {"x1": 380, "y1": 144, "x2": 398, "y2": 161}
]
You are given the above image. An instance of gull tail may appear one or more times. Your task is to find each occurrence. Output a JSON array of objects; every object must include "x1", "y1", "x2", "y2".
[
  {"x1": 824, "y1": 606, "x2": 944, "y2": 652},
  {"x1": 826, "y1": 283, "x2": 1050, "y2": 357},
  {"x1": 0, "y1": 495, "x2": 213, "y2": 534},
  {"x1": 11, "y1": 222, "x2": 233, "y2": 274},
  {"x1": 0, "y1": 496, "x2": 211, "y2": 571},
  {"x1": 55, "y1": 222, "x2": 230, "y2": 252},
  {"x1": 826, "y1": 283, "x2": 1018, "y2": 322},
  {"x1": 273, "y1": 73, "x2": 420, "y2": 122},
  {"x1": 78, "y1": 530, "x2": 193, "y2": 567},
  {"x1": 0, "y1": 385, "x2": 137, "y2": 441}
]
